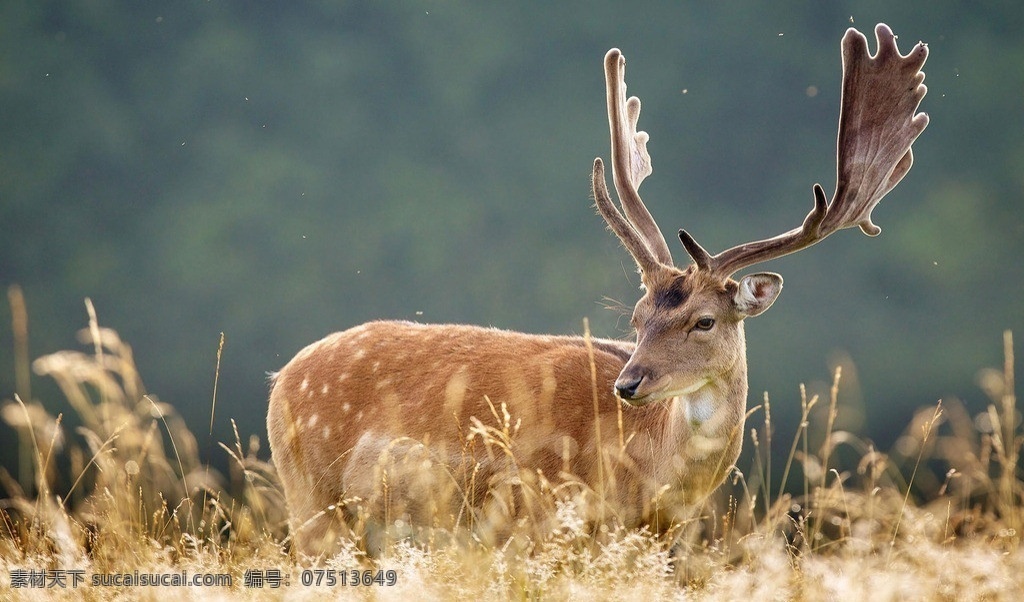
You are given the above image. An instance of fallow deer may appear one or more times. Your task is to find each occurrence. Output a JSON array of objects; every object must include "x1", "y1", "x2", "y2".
[{"x1": 268, "y1": 24, "x2": 929, "y2": 556}]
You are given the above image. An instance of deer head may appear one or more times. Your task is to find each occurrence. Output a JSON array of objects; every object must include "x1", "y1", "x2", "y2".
[{"x1": 593, "y1": 24, "x2": 929, "y2": 405}]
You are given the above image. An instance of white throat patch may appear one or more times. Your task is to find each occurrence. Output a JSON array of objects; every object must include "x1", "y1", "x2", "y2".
[{"x1": 684, "y1": 386, "x2": 718, "y2": 429}]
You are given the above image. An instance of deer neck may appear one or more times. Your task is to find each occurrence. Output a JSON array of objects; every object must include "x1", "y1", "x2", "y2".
[
  {"x1": 660, "y1": 345, "x2": 749, "y2": 484},
  {"x1": 674, "y1": 361, "x2": 743, "y2": 427}
]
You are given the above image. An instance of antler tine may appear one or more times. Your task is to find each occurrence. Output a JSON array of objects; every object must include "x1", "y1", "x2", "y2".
[
  {"x1": 593, "y1": 158, "x2": 662, "y2": 274},
  {"x1": 707, "y1": 23, "x2": 929, "y2": 279},
  {"x1": 602, "y1": 48, "x2": 674, "y2": 267}
]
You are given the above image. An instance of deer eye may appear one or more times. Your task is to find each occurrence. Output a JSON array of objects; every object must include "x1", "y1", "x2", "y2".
[{"x1": 694, "y1": 317, "x2": 715, "y2": 331}]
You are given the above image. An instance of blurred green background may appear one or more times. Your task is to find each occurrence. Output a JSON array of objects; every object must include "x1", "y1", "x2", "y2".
[{"x1": 1, "y1": 2, "x2": 1021, "y2": 471}]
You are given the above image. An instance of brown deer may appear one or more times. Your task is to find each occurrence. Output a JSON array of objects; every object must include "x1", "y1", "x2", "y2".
[{"x1": 268, "y1": 23, "x2": 929, "y2": 556}]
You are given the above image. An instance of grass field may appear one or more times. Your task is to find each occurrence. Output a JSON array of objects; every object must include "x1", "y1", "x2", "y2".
[{"x1": 1, "y1": 293, "x2": 1021, "y2": 600}]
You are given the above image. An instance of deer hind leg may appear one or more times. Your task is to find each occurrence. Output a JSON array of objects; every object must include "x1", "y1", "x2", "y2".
[
  {"x1": 276, "y1": 447, "x2": 356, "y2": 558},
  {"x1": 286, "y1": 494, "x2": 355, "y2": 559},
  {"x1": 268, "y1": 391, "x2": 355, "y2": 558}
]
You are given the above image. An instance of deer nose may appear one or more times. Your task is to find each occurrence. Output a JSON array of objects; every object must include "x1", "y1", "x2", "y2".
[{"x1": 615, "y1": 376, "x2": 643, "y2": 400}]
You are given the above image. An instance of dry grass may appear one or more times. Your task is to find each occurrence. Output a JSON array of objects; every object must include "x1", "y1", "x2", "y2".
[{"x1": 1, "y1": 291, "x2": 1021, "y2": 600}]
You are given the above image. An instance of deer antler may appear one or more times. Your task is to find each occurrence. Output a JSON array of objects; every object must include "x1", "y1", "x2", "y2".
[
  {"x1": 593, "y1": 49, "x2": 674, "y2": 275},
  {"x1": 680, "y1": 24, "x2": 929, "y2": 279}
]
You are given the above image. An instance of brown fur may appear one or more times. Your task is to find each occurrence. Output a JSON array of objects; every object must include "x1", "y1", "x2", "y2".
[
  {"x1": 268, "y1": 26, "x2": 928, "y2": 556},
  {"x1": 269, "y1": 265, "x2": 761, "y2": 556}
]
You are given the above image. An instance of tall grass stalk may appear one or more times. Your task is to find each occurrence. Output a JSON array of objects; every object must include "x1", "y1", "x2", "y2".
[{"x1": 1, "y1": 294, "x2": 1021, "y2": 599}]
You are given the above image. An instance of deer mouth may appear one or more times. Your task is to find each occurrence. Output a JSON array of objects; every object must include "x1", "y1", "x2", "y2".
[{"x1": 621, "y1": 377, "x2": 710, "y2": 407}]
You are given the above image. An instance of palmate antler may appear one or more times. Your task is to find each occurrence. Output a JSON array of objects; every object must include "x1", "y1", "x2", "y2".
[{"x1": 595, "y1": 24, "x2": 929, "y2": 280}]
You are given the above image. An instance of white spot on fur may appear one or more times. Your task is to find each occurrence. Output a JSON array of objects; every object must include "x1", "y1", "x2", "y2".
[
  {"x1": 342, "y1": 402, "x2": 351, "y2": 413},
  {"x1": 356, "y1": 411, "x2": 364, "y2": 421},
  {"x1": 308, "y1": 414, "x2": 319, "y2": 428},
  {"x1": 444, "y1": 366, "x2": 470, "y2": 416},
  {"x1": 322, "y1": 425, "x2": 331, "y2": 439},
  {"x1": 372, "y1": 361, "x2": 380, "y2": 372},
  {"x1": 354, "y1": 349, "x2": 366, "y2": 360},
  {"x1": 299, "y1": 378, "x2": 309, "y2": 392},
  {"x1": 338, "y1": 372, "x2": 349, "y2": 383},
  {"x1": 320, "y1": 383, "x2": 329, "y2": 395}
]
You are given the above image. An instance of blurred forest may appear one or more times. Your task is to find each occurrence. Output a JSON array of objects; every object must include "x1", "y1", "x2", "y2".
[{"x1": 1, "y1": 2, "x2": 1021, "y2": 475}]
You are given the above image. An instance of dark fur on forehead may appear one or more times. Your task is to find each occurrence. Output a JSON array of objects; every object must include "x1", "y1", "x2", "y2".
[
  {"x1": 650, "y1": 266, "x2": 732, "y2": 309},
  {"x1": 653, "y1": 276, "x2": 691, "y2": 309}
]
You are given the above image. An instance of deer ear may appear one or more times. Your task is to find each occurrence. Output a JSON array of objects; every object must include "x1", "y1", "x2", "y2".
[{"x1": 733, "y1": 273, "x2": 783, "y2": 317}]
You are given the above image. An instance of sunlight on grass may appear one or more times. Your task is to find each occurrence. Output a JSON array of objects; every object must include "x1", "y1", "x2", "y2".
[{"x1": 1, "y1": 292, "x2": 1021, "y2": 600}]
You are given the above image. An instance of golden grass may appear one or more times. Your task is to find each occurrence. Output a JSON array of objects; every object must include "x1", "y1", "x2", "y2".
[{"x1": 1, "y1": 291, "x2": 1021, "y2": 600}]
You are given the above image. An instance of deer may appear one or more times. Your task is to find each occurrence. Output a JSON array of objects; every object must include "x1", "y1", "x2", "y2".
[{"x1": 267, "y1": 23, "x2": 929, "y2": 557}]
